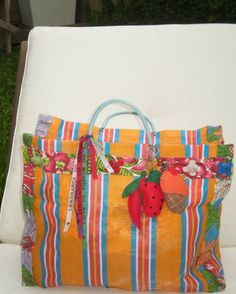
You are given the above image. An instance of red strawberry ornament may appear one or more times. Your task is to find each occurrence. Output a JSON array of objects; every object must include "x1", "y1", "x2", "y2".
[
  {"x1": 139, "y1": 170, "x2": 164, "y2": 218},
  {"x1": 122, "y1": 172, "x2": 146, "y2": 228},
  {"x1": 128, "y1": 189, "x2": 142, "y2": 229}
]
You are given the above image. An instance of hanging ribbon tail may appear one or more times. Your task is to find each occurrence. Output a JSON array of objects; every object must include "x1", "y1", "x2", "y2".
[
  {"x1": 63, "y1": 156, "x2": 78, "y2": 233},
  {"x1": 89, "y1": 140, "x2": 98, "y2": 179},
  {"x1": 74, "y1": 137, "x2": 87, "y2": 238},
  {"x1": 64, "y1": 135, "x2": 114, "y2": 238}
]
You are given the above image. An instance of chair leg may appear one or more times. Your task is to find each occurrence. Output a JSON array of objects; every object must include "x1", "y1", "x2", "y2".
[{"x1": 0, "y1": 0, "x2": 12, "y2": 53}]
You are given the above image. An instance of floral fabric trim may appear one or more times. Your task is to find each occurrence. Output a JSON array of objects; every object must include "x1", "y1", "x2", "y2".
[
  {"x1": 196, "y1": 203, "x2": 225, "y2": 292},
  {"x1": 23, "y1": 145, "x2": 233, "y2": 180},
  {"x1": 21, "y1": 163, "x2": 37, "y2": 286}
]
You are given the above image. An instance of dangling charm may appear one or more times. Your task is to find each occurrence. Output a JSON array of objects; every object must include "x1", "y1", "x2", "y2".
[
  {"x1": 122, "y1": 170, "x2": 164, "y2": 229},
  {"x1": 160, "y1": 168, "x2": 188, "y2": 214}
]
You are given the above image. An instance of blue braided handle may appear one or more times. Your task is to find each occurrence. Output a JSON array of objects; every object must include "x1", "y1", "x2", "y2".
[
  {"x1": 100, "y1": 111, "x2": 156, "y2": 133},
  {"x1": 88, "y1": 99, "x2": 153, "y2": 145}
]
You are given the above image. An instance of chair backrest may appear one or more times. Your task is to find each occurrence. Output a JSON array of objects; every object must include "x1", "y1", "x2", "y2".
[{"x1": 0, "y1": 24, "x2": 235, "y2": 246}]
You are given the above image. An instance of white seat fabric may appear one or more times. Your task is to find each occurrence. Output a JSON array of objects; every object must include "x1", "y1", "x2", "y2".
[{"x1": 0, "y1": 25, "x2": 235, "y2": 292}]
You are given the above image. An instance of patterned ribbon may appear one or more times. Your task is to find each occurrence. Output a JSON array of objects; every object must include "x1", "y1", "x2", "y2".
[{"x1": 63, "y1": 135, "x2": 114, "y2": 238}]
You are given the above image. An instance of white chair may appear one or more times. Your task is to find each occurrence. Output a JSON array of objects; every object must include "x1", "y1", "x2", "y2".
[{"x1": 0, "y1": 24, "x2": 235, "y2": 293}]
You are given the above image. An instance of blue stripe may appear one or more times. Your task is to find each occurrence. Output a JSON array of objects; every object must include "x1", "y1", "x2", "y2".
[
  {"x1": 82, "y1": 175, "x2": 89, "y2": 286},
  {"x1": 98, "y1": 131, "x2": 103, "y2": 142},
  {"x1": 104, "y1": 143, "x2": 110, "y2": 155},
  {"x1": 131, "y1": 223, "x2": 137, "y2": 290},
  {"x1": 139, "y1": 130, "x2": 144, "y2": 144},
  {"x1": 185, "y1": 145, "x2": 191, "y2": 157},
  {"x1": 196, "y1": 129, "x2": 201, "y2": 144},
  {"x1": 114, "y1": 129, "x2": 120, "y2": 143},
  {"x1": 39, "y1": 172, "x2": 47, "y2": 288},
  {"x1": 58, "y1": 120, "x2": 64, "y2": 138},
  {"x1": 204, "y1": 145, "x2": 209, "y2": 157},
  {"x1": 155, "y1": 132, "x2": 160, "y2": 147},
  {"x1": 150, "y1": 218, "x2": 157, "y2": 290},
  {"x1": 101, "y1": 174, "x2": 109, "y2": 287},
  {"x1": 56, "y1": 140, "x2": 61, "y2": 152},
  {"x1": 54, "y1": 174, "x2": 62, "y2": 286},
  {"x1": 38, "y1": 139, "x2": 43, "y2": 151},
  {"x1": 73, "y1": 122, "x2": 80, "y2": 140},
  {"x1": 181, "y1": 130, "x2": 186, "y2": 144}
]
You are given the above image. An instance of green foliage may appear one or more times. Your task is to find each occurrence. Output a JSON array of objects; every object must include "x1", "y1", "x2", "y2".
[
  {"x1": 217, "y1": 145, "x2": 232, "y2": 159},
  {"x1": 22, "y1": 265, "x2": 37, "y2": 286},
  {"x1": 0, "y1": 46, "x2": 19, "y2": 206},
  {"x1": 23, "y1": 146, "x2": 31, "y2": 164},
  {"x1": 206, "y1": 203, "x2": 220, "y2": 231},
  {"x1": 88, "y1": 0, "x2": 236, "y2": 25},
  {"x1": 23, "y1": 133, "x2": 32, "y2": 147},
  {"x1": 31, "y1": 151, "x2": 43, "y2": 167},
  {"x1": 22, "y1": 194, "x2": 34, "y2": 212},
  {"x1": 200, "y1": 269, "x2": 222, "y2": 292}
]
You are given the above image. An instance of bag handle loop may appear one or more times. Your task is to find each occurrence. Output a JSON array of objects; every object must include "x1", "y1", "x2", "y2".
[
  {"x1": 88, "y1": 99, "x2": 153, "y2": 145},
  {"x1": 100, "y1": 111, "x2": 156, "y2": 134}
]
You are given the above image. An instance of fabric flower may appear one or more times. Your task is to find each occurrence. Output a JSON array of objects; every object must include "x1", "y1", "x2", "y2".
[
  {"x1": 217, "y1": 162, "x2": 232, "y2": 177},
  {"x1": 183, "y1": 160, "x2": 201, "y2": 176}
]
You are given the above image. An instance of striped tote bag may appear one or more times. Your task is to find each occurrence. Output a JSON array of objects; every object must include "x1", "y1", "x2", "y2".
[{"x1": 21, "y1": 99, "x2": 233, "y2": 292}]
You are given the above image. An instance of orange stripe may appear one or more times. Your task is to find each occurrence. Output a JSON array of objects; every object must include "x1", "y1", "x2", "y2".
[
  {"x1": 59, "y1": 172, "x2": 83, "y2": 285},
  {"x1": 156, "y1": 204, "x2": 182, "y2": 291}
]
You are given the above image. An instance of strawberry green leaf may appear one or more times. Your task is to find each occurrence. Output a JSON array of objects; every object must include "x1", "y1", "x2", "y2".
[
  {"x1": 122, "y1": 172, "x2": 146, "y2": 198},
  {"x1": 146, "y1": 170, "x2": 162, "y2": 183}
]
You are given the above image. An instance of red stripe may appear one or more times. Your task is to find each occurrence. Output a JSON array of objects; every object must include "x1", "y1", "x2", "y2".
[
  {"x1": 109, "y1": 129, "x2": 114, "y2": 142},
  {"x1": 95, "y1": 176, "x2": 102, "y2": 286},
  {"x1": 44, "y1": 174, "x2": 51, "y2": 286},
  {"x1": 68, "y1": 122, "x2": 74, "y2": 140},
  {"x1": 104, "y1": 129, "x2": 108, "y2": 142},
  {"x1": 49, "y1": 140, "x2": 54, "y2": 152},
  {"x1": 192, "y1": 131, "x2": 196, "y2": 145},
  {"x1": 63, "y1": 122, "x2": 69, "y2": 140},
  {"x1": 145, "y1": 133, "x2": 148, "y2": 144},
  {"x1": 198, "y1": 145, "x2": 203, "y2": 158},
  {"x1": 138, "y1": 223, "x2": 143, "y2": 290},
  {"x1": 187, "y1": 131, "x2": 191, "y2": 145},
  {"x1": 88, "y1": 176, "x2": 95, "y2": 285},
  {"x1": 45, "y1": 173, "x2": 56, "y2": 287},
  {"x1": 186, "y1": 180, "x2": 198, "y2": 292},
  {"x1": 44, "y1": 139, "x2": 48, "y2": 152},
  {"x1": 192, "y1": 145, "x2": 197, "y2": 159},
  {"x1": 144, "y1": 217, "x2": 150, "y2": 290},
  {"x1": 48, "y1": 174, "x2": 57, "y2": 286}
]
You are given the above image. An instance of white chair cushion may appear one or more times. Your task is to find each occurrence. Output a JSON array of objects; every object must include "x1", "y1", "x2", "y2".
[{"x1": 0, "y1": 25, "x2": 236, "y2": 247}]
